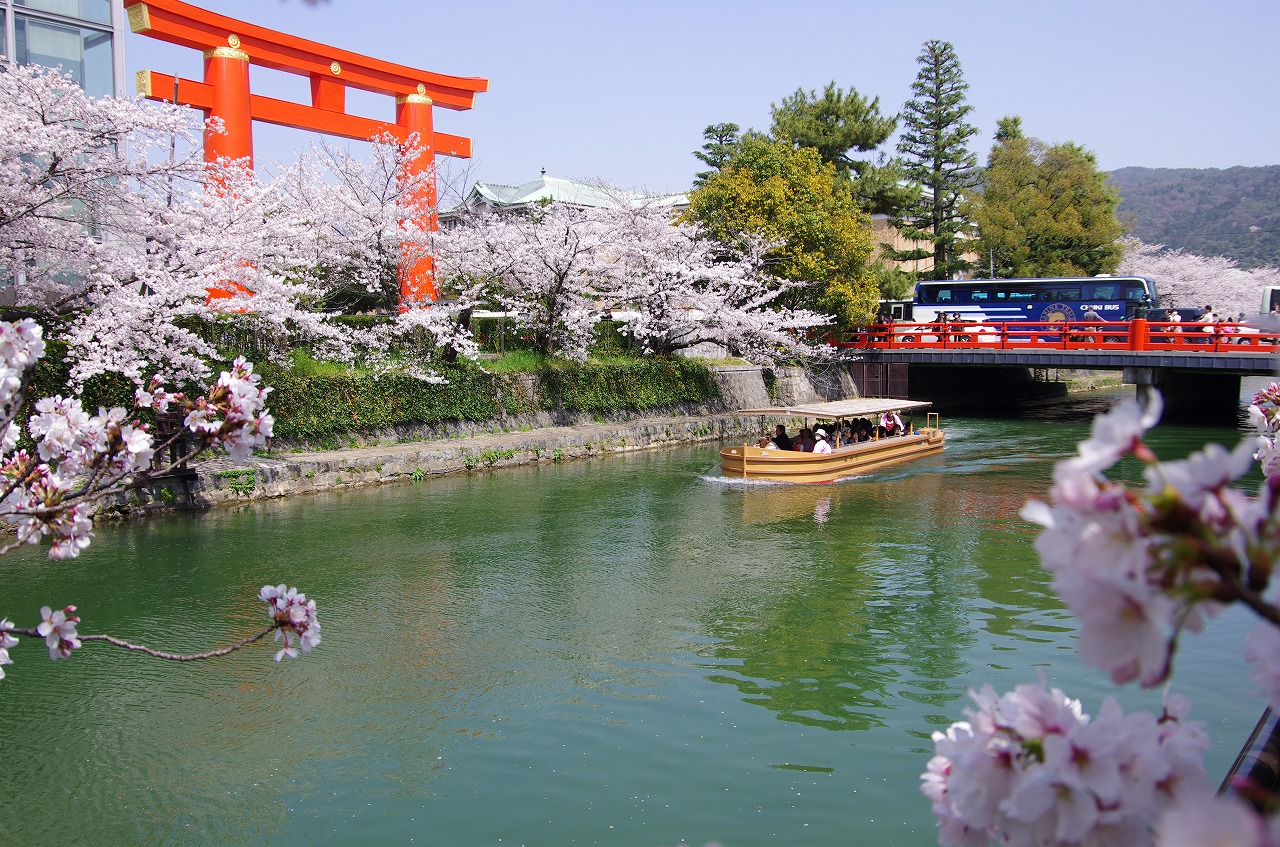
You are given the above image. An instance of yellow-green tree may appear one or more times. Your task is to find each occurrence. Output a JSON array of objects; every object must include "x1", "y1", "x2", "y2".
[
  {"x1": 968, "y1": 116, "x2": 1124, "y2": 277},
  {"x1": 684, "y1": 136, "x2": 879, "y2": 329}
]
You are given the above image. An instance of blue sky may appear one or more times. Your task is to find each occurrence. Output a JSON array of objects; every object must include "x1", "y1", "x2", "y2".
[{"x1": 126, "y1": 0, "x2": 1280, "y2": 194}]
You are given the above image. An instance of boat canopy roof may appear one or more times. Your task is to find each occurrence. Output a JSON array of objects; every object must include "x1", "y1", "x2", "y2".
[{"x1": 737, "y1": 398, "x2": 932, "y2": 419}]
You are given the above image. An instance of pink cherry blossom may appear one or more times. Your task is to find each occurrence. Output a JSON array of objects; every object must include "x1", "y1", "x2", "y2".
[
  {"x1": 36, "y1": 605, "x2": 81, "y2": 659},
  {"x1": 1244, "y1": 621, "x2": 1280, "y2": 712},
  {"x1": 259, "y1": 584, "x2": 322, "y2": 661},
  {"x1": 1153, "y1": 789, "x2": 1264, "y2": 847},
  {"x1": 1118, "y1": 237, "x2": 1280, "y2": 322},
  {"x1": 924, "y1": 682, "x2": 1210, "y2": 847},
  {"x1": 1071, "y1": 393, "x2": 1162, "y2": 473},
  {"x1": 435, "y1": 198, "x2": 830, "y2": 364},
  {"x1": 0, "y1": 618, "x2": 16, "y2": 680}
]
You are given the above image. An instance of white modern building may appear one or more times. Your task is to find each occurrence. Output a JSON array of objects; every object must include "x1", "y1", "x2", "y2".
[
  {"x1": 2, "y1": 0, "x2": 127, "y2": 98},
  {"x1": 443, "y1": 171, "x2": 688, "y2": 222}
]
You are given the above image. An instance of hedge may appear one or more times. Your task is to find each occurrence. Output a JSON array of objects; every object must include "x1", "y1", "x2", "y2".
[
  {"x1": 20, "y1": 342, "x2": 721, "y2": 444},
  {"x1": 253, "y1": 357, "x2": 720, "y2": 441}
]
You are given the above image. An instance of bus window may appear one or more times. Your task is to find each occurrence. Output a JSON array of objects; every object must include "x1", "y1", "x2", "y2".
[
  {"x1": 1124, "y1": 283, "x2": 1148, "y2": 301},
  {"x1": 1045, "y1": 287, "x2": 1081, "y2": 301},
  {"x1": 968, "y1": 288, "x2": 993, "y2": 302},
  {"x1": 1086, "y1": 283, "x2": 1119, "y2": 300},
  {"x1": 923, "y1": 286, "x2": 953, "y2": 304},
  {"x1": 997, "y1": 287, "x2": 1037, "y2": 302},
  {"x1": 1265, "y1": 286, "x2": 1280, "y2": 314}
]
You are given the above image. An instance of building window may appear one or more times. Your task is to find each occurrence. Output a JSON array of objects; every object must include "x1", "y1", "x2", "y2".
[
  {"x1": 14, "y1": 12, "x2": 113, "y2": 97},
  {"x1": 14, "y1": 0, "x2": 110, "y2": 26}
]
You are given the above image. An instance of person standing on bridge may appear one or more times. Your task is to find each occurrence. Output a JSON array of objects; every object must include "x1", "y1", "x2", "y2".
[
  {"x1": 1081, "y1": 307, "x2": 1104, "y2": 343},
  {"x1": 1196, "y1": 305, "x2": 1217, "y2": 342},
  {"x1": 1164, "y1": 308, "x2": 1182, "y2": 344}
]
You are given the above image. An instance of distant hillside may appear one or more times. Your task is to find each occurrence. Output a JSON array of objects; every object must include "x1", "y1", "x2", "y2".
[{"x1": 1108, "y1": 165, "x2": 1280, "y2": 269}]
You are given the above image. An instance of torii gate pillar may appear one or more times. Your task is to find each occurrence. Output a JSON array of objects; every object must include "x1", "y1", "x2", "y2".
[
  {"x1": 396, "y1": 92, "x2": 437, "y2": 304},
  {"x1": 126, "y1": 0, "x2": 488, "y2": 306},
  {"x1": 203, "y1": 44, "x2": 253, "y2": 167}
]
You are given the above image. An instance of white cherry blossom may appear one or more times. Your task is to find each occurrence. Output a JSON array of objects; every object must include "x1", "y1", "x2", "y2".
[{"x1": 36, "y1": 605, "x2": 81, "y2": 659}]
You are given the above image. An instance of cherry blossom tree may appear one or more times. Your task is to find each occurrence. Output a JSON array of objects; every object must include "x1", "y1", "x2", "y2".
[
  {"x1": 604, "y1": 203, "x2": 829, "y2": 361},
  {"x1": 436, "y1": 195, "x2": 831, "y2": 363},
  {"x1": 0, "y1": 63, "x2": 336, "y2": 386},
  {"x1": 1118, "y1": 237, "x2": 1280, "y2": 320},
  {"x1": 279, "y1": 136, "x2": 437, "y2": 315},
  {"x1": 274, "y1": 136, "x2": 482, "y2": 374},
  {"x1": 0, "y1": 65, "x2": 338, "y2": 681},
  {"x1": 435, "y1": 201, "x2": 626, "y2": 360},
  {"x1": 923, "y1": 387, "x2": 1280, "y2": 846}
]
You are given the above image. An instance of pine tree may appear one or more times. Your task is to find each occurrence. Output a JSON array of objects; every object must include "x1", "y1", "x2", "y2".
[
  {"x1": 692, "y1": 123, "x2": 741, "y2": 186},
  {"x1": 769, "y1": 82, "x2": 895, "y2": 180},
  {"x1": 768, "y1": 82, "x2": 914, "y2": 216},
  {"x1": 891, "y1": 40, "x2": 980, "y2": 280}
]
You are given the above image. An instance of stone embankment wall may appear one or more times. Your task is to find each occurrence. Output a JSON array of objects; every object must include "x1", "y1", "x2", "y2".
[{"x1": 145, "y1": 364, "x2": 847, "y2": 511}]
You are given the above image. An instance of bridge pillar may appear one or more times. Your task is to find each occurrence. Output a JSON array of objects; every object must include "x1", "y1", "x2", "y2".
[{"x1": 1145, "y1": 370, "x2": 1242, "y2": 423}]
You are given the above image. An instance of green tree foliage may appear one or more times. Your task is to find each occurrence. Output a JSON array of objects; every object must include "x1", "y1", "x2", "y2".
[
  {"x1": 769, "y1": 82, "x2": 895, "y2": 179},
  {"x1": 684, "y1": 136, "x2": 879, "y2": 328},
  {"x1": 692, "y1": 122, "x2": 742, "y2": 186},
  {"x1": 768, "y1": 82, "x2": 912, "y2": 216},
  {"x1": 891, "y1": 39, "x2": 980, "y2": 280},
  {"x1": 968, "y1": 117, "x2": 1124, "y2": 277}
]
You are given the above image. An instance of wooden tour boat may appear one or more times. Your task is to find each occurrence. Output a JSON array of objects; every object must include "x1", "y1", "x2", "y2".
[{"x1": 720, "y1": 399, "x2": 944, "y2": 484}]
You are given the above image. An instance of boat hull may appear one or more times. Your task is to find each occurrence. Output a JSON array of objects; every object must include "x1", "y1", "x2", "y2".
[{"x1": 719, "y1": 430, "x2": 944, "y2": 484}]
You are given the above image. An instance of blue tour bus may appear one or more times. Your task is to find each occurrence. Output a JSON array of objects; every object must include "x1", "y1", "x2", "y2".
[{"x1": 911, "y1": 276, "x2": 1159, "y2": 331}]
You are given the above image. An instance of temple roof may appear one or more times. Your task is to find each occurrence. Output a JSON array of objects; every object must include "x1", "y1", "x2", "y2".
[{"x1": 448, "y1": 174, "x2": 687, "y2": 217}]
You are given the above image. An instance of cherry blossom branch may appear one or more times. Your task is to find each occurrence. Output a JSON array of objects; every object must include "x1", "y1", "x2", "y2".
[
  {"x1": 1, "y1": 586, "x2": 319, "y2": 682},
  {"x1": 5, "y1": 624, "x2": 277, "y2": 661}
]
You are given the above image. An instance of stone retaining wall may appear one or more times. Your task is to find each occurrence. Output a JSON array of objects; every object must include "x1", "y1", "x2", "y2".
[
  {"x1": 129, "y1": 364, "x2": 850, "y2": 512},
  {"x1": 177, "y1": 412, "x2": 771, "y2": 508}
]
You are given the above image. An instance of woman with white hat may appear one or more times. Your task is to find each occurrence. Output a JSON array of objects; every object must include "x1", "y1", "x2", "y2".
[{"x1": 813, "y1": 428, "x2": 833, "y2": 454}]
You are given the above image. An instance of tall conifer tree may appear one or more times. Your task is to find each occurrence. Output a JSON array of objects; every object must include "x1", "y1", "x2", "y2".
[{"x1": 891, "y1": 40, "x2": 979, "y2": 280}]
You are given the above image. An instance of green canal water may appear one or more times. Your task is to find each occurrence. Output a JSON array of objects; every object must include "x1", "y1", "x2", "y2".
[{"x1": 0, "y1": 387, "x2": 1271, "y2": 846}]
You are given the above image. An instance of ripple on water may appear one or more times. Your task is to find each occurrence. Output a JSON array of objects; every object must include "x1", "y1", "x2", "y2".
[{"x1": 0, "y1": 405, "x2": 1268, "y2": 846}]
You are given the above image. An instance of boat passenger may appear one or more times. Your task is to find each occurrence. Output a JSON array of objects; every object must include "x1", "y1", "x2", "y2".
[
  {"x1": 812, "y1": 428, "x2": 833, "y2": 454},
  {"x1": 773, "y1": 425, "x2": 793, "y2": 451},
  {"x1": 857, "y1": 420, "x2": 872, "y2": 442},
  {"x1": 796, "y1": 428, "x2": 816, "y2": 452},
  {"x1": 756, "y1": 436, "x2": 777, "y2": 449},
  {"x1": 881, "y1": 411, "x2": 904, "y2": 437},
  {"x1": 841, "y1": 425, "x2": 854, "y2": 446}
]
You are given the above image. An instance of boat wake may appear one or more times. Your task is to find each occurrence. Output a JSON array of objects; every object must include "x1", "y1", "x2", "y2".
[{"x1": 699, "y1": 473, "x2": 869, "y2": 488}]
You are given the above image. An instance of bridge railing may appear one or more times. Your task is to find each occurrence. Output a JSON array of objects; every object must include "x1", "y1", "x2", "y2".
[{"x1": 833, "y1": 319, "x2": 1280, "y2": 353}]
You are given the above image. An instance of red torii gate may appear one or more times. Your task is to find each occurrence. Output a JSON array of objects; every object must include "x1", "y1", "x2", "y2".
[{"x1": 125, "y1": 0, "x2": 489, "y2": 304}]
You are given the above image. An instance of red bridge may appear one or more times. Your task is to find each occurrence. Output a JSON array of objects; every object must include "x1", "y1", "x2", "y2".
[
  {"x1": 835, "y1": 318, "x2": 1280, "y2": 354},
  {"x1": 830, "y1": 318, "x2": 1279, "y2": 423}
]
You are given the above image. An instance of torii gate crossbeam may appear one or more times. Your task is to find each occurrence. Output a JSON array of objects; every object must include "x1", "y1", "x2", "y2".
[{"x1": 125, "y1": 0, "x2": 489, "y2": 304}]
